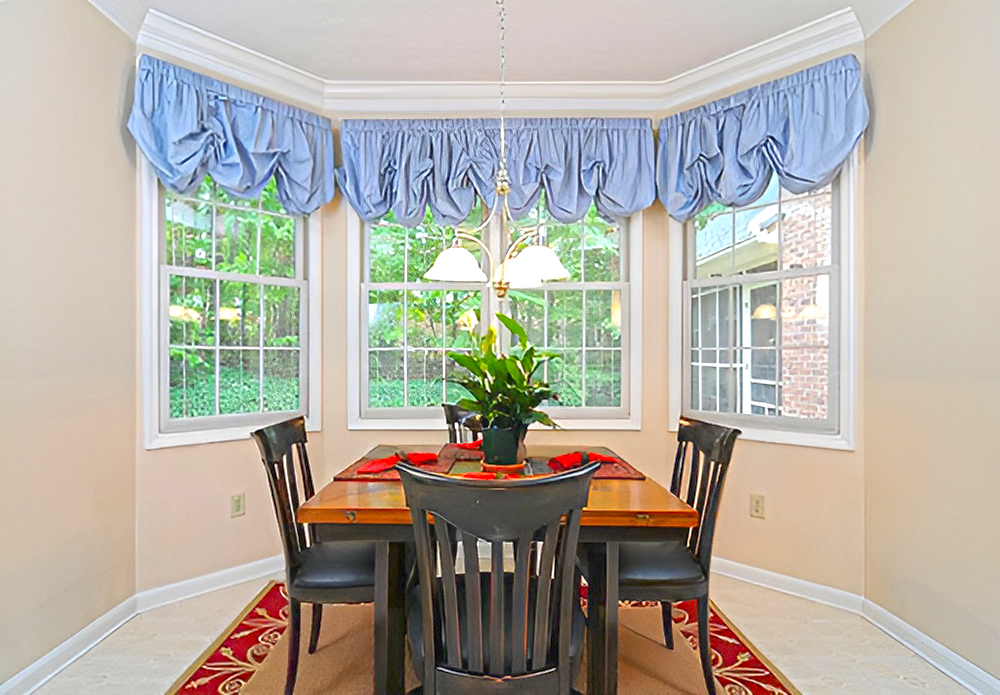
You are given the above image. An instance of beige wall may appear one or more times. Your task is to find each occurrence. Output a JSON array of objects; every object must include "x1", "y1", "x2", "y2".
[
  {"x1": 0, "y1": 0, "x2": 138, "y2": 681},
  {"x1": 864, "y1": 0, "x2": 1000, "y2": 678}
]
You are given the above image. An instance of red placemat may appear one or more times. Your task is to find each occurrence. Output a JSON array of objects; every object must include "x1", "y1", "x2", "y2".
[{"x1": 334, "y1": 445, "x2": 644, "y2": 481}]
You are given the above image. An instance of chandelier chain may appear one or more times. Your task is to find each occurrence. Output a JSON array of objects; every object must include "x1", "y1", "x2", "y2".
[{"x1": 495, "y1": 0, "x2": 508, "y2": 185}]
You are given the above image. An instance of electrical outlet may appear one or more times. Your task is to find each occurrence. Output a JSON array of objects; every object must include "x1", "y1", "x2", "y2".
[
  {"x1": 749, "y1": 494, "x2": 765, "y2": 519},
  {"x1": 231, "y1": 492, "x2": 246, "y2": 518}
]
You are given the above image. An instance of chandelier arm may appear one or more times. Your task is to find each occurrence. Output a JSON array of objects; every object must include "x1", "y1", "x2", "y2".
[
  {"x1": 505, "y1": 230, "x2": 540, "y2": 261},
  {"x1": 452, "y1": 231, "x2": 497, "y2": 272}
]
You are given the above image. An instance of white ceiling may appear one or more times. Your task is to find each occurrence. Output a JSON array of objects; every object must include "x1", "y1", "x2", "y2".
[{"x1": 91, "y1": 0, "x2": 909, "y2": 83}]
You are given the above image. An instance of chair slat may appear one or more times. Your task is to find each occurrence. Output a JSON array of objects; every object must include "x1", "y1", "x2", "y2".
[
  {"x1": 489, "y1": 540, "x2": 505, "y2": 675},
  {"x1": 511, "y1": 531, "x2": 533, "y2": 673},
  {"x1": 557, "y1": 509, "x2": 583, "y2": 694},
  {"x1": 434, "y1": 516, "x2": 462, "y2": 668},
  {"x1": 531, "y1": 522, "x2": 560, "y2": 670},
  {"x1": 410, "y1": 510, "x2": 439, "y2": 692},
  {"x1": 462, "y1": 531, "x2": 484, "y2": 673}
]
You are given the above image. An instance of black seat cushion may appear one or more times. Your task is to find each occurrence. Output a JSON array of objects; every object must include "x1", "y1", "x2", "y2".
[
  {"x1": 615, "y1": 542, "x2": 708, "y2": 601},
  {"x1": 289, "y1": 541, "x2": 377, "y2": 604},
  {"x1": 407, "y1": 572, "x2": 586, "y2": 677}
]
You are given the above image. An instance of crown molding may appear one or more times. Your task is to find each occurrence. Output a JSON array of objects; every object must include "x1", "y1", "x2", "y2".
[
  {"x1": 135, "y1": 7, "x2": 863, "y2": 117},
  {"x1": 136, "y1": 9, "x2": 326, "y2": 111}
]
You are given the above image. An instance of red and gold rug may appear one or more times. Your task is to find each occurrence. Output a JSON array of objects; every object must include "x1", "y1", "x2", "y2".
[{"x1": 168, "y1": 581, "x2": 798, "y2": 695}]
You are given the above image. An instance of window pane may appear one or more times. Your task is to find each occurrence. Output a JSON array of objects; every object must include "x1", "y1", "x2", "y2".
[
  {"x1": 583, "y1": 215, "x2": 620, "y2": 281},
  {"x1": 407, "y1": 349, "x2": 443, "y2": 407},
  {"x1": 260, "y1": 179, "x2": 285, "y2": 214},
  {"x1": 166, "y1": 197, "x2": 212, "y2": 269},
  {"x1": 259, "y1": 214, "x2": 296, "y2": 278},
  {"x1": 749, "y1": 283, "x2": 778, "y2": 347},
  {"x1": 169, "y1": 348, "x2": 215, "y2": 418},
  {"x1": 219, "y1": 282, "x2": 260, "y2": 346},
  {"x1": 735, "y1": 206, "x2": 779, "y2": 275},
  {"x1": 263, "y1": 285, "x2": 299, "y2": 347},
  {"x1": 547, "y1": 349, "x2": 582, "y2": 407},
  {"x1": 215, "y1": 208, "x2": 258, "y2": 274},
  {"x1": 263, "y1": 350, "x2": 300, "y2": 412},
  {"x1": 369, "y1": 350, "x2": 404, "y2": 408},
  {"x1": 369, "y1": 221, "x2": 407, "y2": 283},
  {"x1": 407, "y1": 225, "x2": 448, "y2": 283},
  {"x1": 444, "y1": 290, "x2": 480, "y2": 348},
  {"x1": 509, "y1": 289, "x2": 545, "y2": 345},
  {"x1": 699, "y1": 365, "x2": 719, "y2": 412},
  {"x1": 219, "y1": 349, "x2": 260, "y2": 414},
  {"x1": 586, "y1": 290, "x2": 622, "y2": 347},
  {"x1": 169, "y1": 275, "x2": 215, "y2": 346},
  {"x1": 781, "y1": 187, "x2": 833, "y2": 270},
  {"x1": 695, "y1": 211, "x2": 733, "y2": 278},
  {"x1": 779, "y1": 346, "x2": 829, "y2": 419},
  {"x1": 548, "y1": 290, "x2": 583, "y2": 348},
  {"x1": 368, "y1": 290, "x2": 403, "y2": 348},
  {"x1": 544, "y1": 221, "x2": 582, "y2": 281},
  {"x1": 445, "y1": 351, "x2": 473, "y2": 403},
  {"x1": 407, "y1": 290, "x2": 443, "y2": 348},
  {"x1": 697, "y1": 289, "x2": 719, "y2": 348},
  {"x1": 780, "y1": 274, "x2": 830, "y2": 420},
  {"x1": 585, "y1": 349, "x2": 621, "y2": 407}
]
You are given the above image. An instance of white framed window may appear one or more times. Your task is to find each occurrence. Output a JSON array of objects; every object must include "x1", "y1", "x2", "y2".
[
  {"x1": 347, "y1": 196, "x2": 642, "y2": 430},
  {"x1": 140, "y1": 158, "x2": 322, "y2": 449},
  {"x1": 669, "y1": 151, "x2": 858, "y2": 450}
]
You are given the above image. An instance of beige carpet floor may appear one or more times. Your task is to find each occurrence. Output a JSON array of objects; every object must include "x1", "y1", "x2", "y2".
[{"x1": 242, "y1": 603, "x2": 722, "y2": 694}]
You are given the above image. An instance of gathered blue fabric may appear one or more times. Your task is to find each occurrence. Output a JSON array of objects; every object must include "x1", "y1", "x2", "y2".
[
  {"x1": 658, "y1": 54, "x2": 869, "y2": 222},
  {"x1": 127, "y1": 55, "x2": 334, "y2": 215},
  {"x1": 338, "y1": 118, "x2": 655, "y2": 226}
]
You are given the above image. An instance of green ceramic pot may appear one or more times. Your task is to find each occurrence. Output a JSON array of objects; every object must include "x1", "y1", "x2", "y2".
[{"x1": 482, "y1": 425, "x2": 526, "y2": 465}]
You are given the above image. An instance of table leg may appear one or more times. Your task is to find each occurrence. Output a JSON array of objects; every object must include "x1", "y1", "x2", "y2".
[
  {"x1": 587, "y1": 542, "x2": 619, "y2": 695},
  {"x1": 374, "y1": 541, "x2": 406, "y2": 695}
]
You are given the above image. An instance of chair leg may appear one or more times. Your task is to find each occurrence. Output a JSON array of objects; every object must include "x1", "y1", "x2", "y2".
[
  {"x1": 286, "y1": 599, "x2": 301, "y2": 695},
  {"x1": 696, "y1": 597, "x2": 715, "y2": 695},
  {"x1": 308, "y1": 603, "x2": 323, "y2": 654},
  {"x1": 660, "y1": 601, "x2": 674, "y2": 650}
]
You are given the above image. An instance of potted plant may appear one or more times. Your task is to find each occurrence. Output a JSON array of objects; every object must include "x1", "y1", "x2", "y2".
[{"x1": 447, "y1": 313, "x2": 558, "y2": 468}]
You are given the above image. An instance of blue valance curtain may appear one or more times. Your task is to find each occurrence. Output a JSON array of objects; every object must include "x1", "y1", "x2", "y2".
[
  {"x1": 127, "y1": 55, "x2": 335, "y2": 216},
  {"x1": 338, "y1": 118, "x2": 656, "y2": 227},
  {"x1": 658, "y1": 54, "x2": 869, "y2": 222}
]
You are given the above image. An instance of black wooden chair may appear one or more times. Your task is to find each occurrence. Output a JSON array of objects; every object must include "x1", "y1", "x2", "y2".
[
  {"x1": 251, "y1": 417, "x2": 377, "y2": 695},
  {"x1": 397, "y1": 460, "x2": 601, "y2": 695},
  {"x1": 601, "y1": 418, "x2": 740, "y2": 695},
  {"x1": 442, "y1": 403, "x2": 482, "y2": 444}
]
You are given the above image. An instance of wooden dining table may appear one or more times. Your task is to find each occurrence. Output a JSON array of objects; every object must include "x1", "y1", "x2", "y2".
[{"x1": 297, "y1": 444, "x2": 698, "y2": 695}]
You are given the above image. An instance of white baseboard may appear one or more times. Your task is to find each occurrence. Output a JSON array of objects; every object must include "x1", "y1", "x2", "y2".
[
  {"x1": 861, "y1": 601, "x2": 1000, "y2": 695},
  {"x1": 0, "y1": 597, "x2": 137, "y2": 695},
  {"x1": 1, "y1": 554, "x2": 283, "y2": 695},
  {"x1": 712, "y1": 557, "x2": 1000, "y2": 695},
  {"x1": 712, "y1": 557, "x2": 865, "y2": 614},
  {"x1": 135, "y1": 554, "x2": 283, "y2": 612}
]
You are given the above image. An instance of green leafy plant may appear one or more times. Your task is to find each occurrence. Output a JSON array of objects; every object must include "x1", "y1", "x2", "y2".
[{"x1": 447, "y1": 313, "x2": 559, "y2": 430}]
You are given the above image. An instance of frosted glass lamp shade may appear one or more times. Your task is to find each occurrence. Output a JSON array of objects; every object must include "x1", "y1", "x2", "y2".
[
  {"x1": 511, "y1": 244, "x2": 570, "y2": 281},
  {"x1": 423, "y1": 247, "x2": 488, "y2": 282},
  {"x1": 494, "y1": 256, "x2": 543, "y2": 289}
]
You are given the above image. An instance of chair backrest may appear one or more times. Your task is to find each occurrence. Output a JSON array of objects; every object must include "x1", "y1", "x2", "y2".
[
  {"x1": 398, "y1": 461, "x2": 600, "y2": 695},
  {"x1": 250, "y1": 417, "x2": 317, "y2": 578},
  {"x1": 442, "y1": 403, "x2": 482, "y2": 443},
  {"x1": 669, "y1": 418, "x2": 741, "y2": 576}
]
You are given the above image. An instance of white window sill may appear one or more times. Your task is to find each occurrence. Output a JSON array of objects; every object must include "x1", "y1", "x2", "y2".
[
  {"x1": 348, "y1": 417, "x2": 641, "y2": 432},
  {"x1": 145, "y1": 416, "x2": 321, "y2": 450},
  {"x1": 670, "y1": 419, "x2": 855, "y2": 451}
]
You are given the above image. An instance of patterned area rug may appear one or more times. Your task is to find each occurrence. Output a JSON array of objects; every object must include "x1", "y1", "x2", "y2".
[{"x1": 168, "y1": 581, "x2": 798, "y2": 695}]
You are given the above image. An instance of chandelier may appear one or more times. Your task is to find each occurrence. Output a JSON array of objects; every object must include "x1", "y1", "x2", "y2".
[{"x1": 422, "y1": 0, "x2": 569, "y2": 298}]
